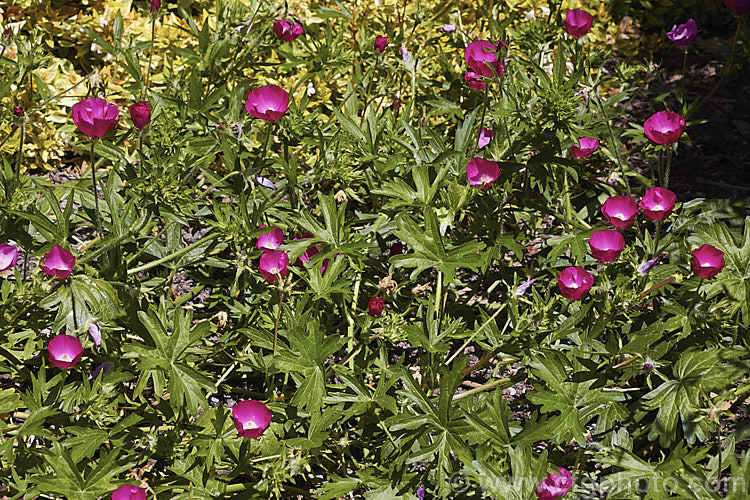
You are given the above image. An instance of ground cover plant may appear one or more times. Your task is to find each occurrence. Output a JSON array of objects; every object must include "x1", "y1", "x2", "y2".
[{"x1": 1, "y1": 0, "x2": 750, "y2": 498}]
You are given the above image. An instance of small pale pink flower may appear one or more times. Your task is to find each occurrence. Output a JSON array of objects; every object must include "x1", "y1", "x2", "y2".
[
  {"x1": 464, "y1": 40, "x2": 505, "y2": 78},
  {"x1": 48, "y1": 334, "x2": 83, "y2": 370},
  {"x1": 668, "y1": 19, "x2": 697, "y2": 47},
  {"x1": 245, "y1": 85, "x2": 289, "y2": 122},
  {"x1": 0, "y1": 243, "x2": 19, "y2": 273},
  {"x1": 564, "y1": 10, "x2": 594, "y2": 38},
  {"x1": 644, "y1": 110, "x2": 686, "y2": 146},
  {"x1": 232, "y1": 400, "x2": 272, "y2": 439},
  {"x1": 400, "y1": 46, "x2": 411, "y2": 63},
  {"x1": 40, "y1": 245, "x2": 76, "y2": 279},
  {"x1": 571, "y1": 137, "x2": 599, "y2": 159},
  {"x1": 557, "y1": 267, "x2": 594, "y2": 301},
  {"x1": 441, "y1": 24, "x2": 456, "y2": 33},
  {"x1": 478, "y1": 128, "x2": 494, "y2": 149},
  {"x1": 535, "y1": 467, "x2": 572, "y2": 499},
  {"x1": 466, "y1": 157, "x2": 501, "y2": 188},
  {"x1": 374, "y1": 35, "x2": 389, "y2": 53},
  {"x1": 111, "y1": 484, "x2": 147, "y2": 500},
  {"x1": 273, "y1": 18, "x2": 304, "y2": 41},
  {"x1": 691, "y1": 244, "x2": 725, "y2": 279},
  {"x1": 589, "y1": 230, "x2": 625, "y2": 263},
  {"x1": 256, "y1": 225, "x2": 284, "y2": 250},
  {"x1": 639, "y1": 187, "x2": 677, "y2": 221},
  {"x1": 259, "y1": 249, "x2": 289, "y2": 283},
  {"x1": 601, "y1": 195, "x2": 639, "y2": 228}
]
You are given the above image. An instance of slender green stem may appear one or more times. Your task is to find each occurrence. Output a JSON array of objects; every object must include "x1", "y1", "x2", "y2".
[
  {"x1": 144, "y1": 18, "x2": 156, "y2": 93},
  {"x1": 664, "y1": 147, "x2": 673, "y2": 189},
  {"x1": 446, "y1": 304, "x2": 507, "y2": 366},
  {"x1": 435, "y1": 270, "x2": 443, "y2": 321},
  {"x1": 127, "y1": 233, "x2": 217, "y2": 275},
  {"x1": 14, "y1": 114, "x2": 25, "y2": 187},
  {"x1": 595, "y1": 93, "x2": 631, "y2": 195},
  {"x1": 451, "y1": 374, "x2": 521, "y2": 402},
  {"x1": 273, "y1": 289, "x2": 284, "y2": 355},
  {"x1": 90, "y1": 139, "x2": 104, "y2": 237},
  {"x1": 680, "y1": 49, "x2": 688, "y2": 115},
  {"x1": 562, "y1": 171, "x2": 574, "y2": 231},
  {"x1": 657, "y1": 149, "x2": 665, "y2": 187}
]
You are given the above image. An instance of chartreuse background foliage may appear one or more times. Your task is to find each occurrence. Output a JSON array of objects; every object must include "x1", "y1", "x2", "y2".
[{"x1": 1, "y1": 0, "x2": 750, "y2": 498}]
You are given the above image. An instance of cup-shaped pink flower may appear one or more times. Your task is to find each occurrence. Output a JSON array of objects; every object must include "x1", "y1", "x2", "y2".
[
  {"x1": 564, "y1": 10, "x2": 594, "y2": 38},
  {"x1": 571, "y1": 137, "x2": 599, "y2": 158},
  {"x1": 466, "y1": 157, "x2": 501, "y2": 188},
  {"x1": 273, "y1": 18, "x2": 304, "y2": 41},
  {"x1": 589, "y1": 230, "x2": 625, "y2": 263},
  {"x1": 48, "y1": 334, "x2": 83, "y2": 370},
  {"x1": 691, "y1": 244, "x2": 725, "y2": 279},
  {"x1": 478, "y1": 128, "x2": 494, "y2": 149},
  {"x1": 259, "y1": 249, "x2": 290, "y2": 283},
  {"x1": 72, "y1": 97, "x2": 119, "y2": 139},
  {"x1": 668, "y1": 19, "x2": 697, "y2": 47},
  {"x1": 535, "y1": 467, "x2": 572, "y2": 500},
  {"x1": 112, "y1": 484, "x2": 147, "y2": 500},
  {"x1": 245, "y1": 85, "x2": 289, "y2": 123},
  {"x1": 601, "y1": 195, "x2": 639, "y2": 228},
  {"x1": 639, "y1": 187, "x2": 677, "y2": 221},
  {"x1": 464, "y1": 40, "x2": 505, "y2": 78},
  {"x1": 557, "y1": 266, "x2": 594, "y2": 301},
  {"x1": 644, "y1": 110, "x2": 686, "y2": 146},
  {"x1": 40, "y1": 245, "x2": 76, "y2": 279},
  {"x1": 0, "y1": 243, "x2": 19, "y2": 272},
  {"x1": 129, "y1": 101, "x2": 151, "y2": 130},
  {"x1": 256, "y1": 225, "x2": 284, "y2": 250},
  {"x1": 464, "y1": 71, "x2": 485, "y2": 91},
  {"x1": 726, "y1": 0, "x2": 750, "y2": 15},
  {"x1": 374, "y1": 35, "x2": 389, "y2": 53},
  {"x1": 232, "y1": 400, "x2": 272, "y2": 439}
]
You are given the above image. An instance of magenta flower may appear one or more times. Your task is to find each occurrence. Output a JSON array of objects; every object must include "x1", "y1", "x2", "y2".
[
  {"x1": 232, "y1": 400, "x2": 272, "y2": 439},
  {"x1": 557, "y1": 267, "x2": 594, "y2": 301},
  {"x1": 589, "y1": 230, "x2": 625, "y2": 263},
  {"x1": 111, "y1": 484, "x2": 147, "y2": 500},
  {"x1": 639, "y1": 187, "x2": 677, "y2": 221},
  {"x1": 150, "y1": 0, "x2": 161, "y2": 12},
  {"x1": 13, "y1": 106, "x2": 23, "y2": 117},
  {"x1": 478, "y1": 128, "x2": 495, "y2": 149},
  {"x1": 464, "y1": 71, "x2": 485, "y2": 91},
  {"x1": 691, "y1": 244, "x2": 725, "y2": 279},
  {"x1": 294, "y1": 233, "x2": 323, "y2": 266},
  {"x1": 0, "y1": 243, "x2": 19, "y2": 273},
  {"x1": 368, "y1": 297, "x2": 385, "y2": 316},
  {"x1": 644, "y1": 110, "x2": 686, "y2": 146},
  {"x1": 374, "y1": 35, "x2": 389, "y2": 53},
  {"x1": 40, "y1": 245, "x2": 76, "y2": 279},
  {"x1": 464, "y1": 40, "x2": 505, "y2": 78},
  {"x1": 259, "y1": 249, "x2": 289, "y2": 283},
  {"x1": 601, "y1": 195, "x2": 639, "y2": 228},
  {"x1": 726, "y1": 0, "x2": 750, "y2": 15},
  {"x1": 668, "y1": 19, "x2": 697, "y2": 47},
  {"x1": 256, "y1": 225, "x2": 284, "y2": 250},
  {"x1": 564, "y1": 10, "x2": 594, "y2": 38},
  {"x1": 71, "y1": 97, "x2": 119, "y2": 139},
  {"x1": 535, "y1": 467, "x2": 572, "y2": 500},
  {"x1": 48, "y1": 334, "x2": 83, "y2": 370},
  {"x1": 245, "y1": 85, "x2": 289, "y2": 123},
  {"x1": 129, "y1": 101, "x2": 151, "y2": 130},
  {"x1": 273, "y1": 18, "x2": 304, "y2": 41},
  {"x1": 571, "y1": 137, "x2": 599, "y2": 158},
  {"x1": 466, "y1": 157, "x2": 501, "y2": 188}
]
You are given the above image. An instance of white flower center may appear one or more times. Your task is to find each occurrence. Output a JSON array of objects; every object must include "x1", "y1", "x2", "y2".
[
  {"x1": 243, "y1": 420, "x2": 259, "y2": 431},
  {"x1": 59, "y1": 353, "x2": 72, "y2": 361}
]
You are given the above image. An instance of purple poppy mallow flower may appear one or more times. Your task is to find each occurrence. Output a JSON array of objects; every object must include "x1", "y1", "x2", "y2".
[
  {"x1": 639, "y1": 187, "x2": 677, "y2": 221},
  {"x1": 129, "y1": 101, "x2": 151, "y2": 131},
  {"x1": 601, "y1": 195, "x2": 639, "y2": 228},
  {"x1": 691, "y1": 244, "x2": 725, "y2": 279},
  {"x1": 0, "y1": 243, "x2": 19, "y2": 275},
  {"x1": 637, "y1": 256, "x2": 660, "y2": 275},
  {"x1": 48, "y1": 334, "x2": 83, "y2": 370},
  {"x1": 40, "y1": 245, "x2": 76, "y2": 279},
  {"x1": 232, "y1": 399, "x2": 273, "y2": 439},
  {"x1": 254, "y1": 176, "x2": 277, "y2": 189},
  {"x1": 464, "y1": 71, "x2": 485, "y2": 91},
  {"x1": 570, "y1": 137, "x2": 599, "y2": 159},
  {"x1": 563, "y1": 10, "x2": 593, "y2": 38},
  {"x1": 667, "y1": 19, "x2": 697, "y2": 47},
  {"x1": 258, "y1": 249, "x2": 290, "y2": 283},
  {"x1": 13, "y1": 106, "x2": 23, "y2": 117},
  {"x1": 256, "y1": 225, "x2": 284, "y2": 250},
  {"x1": 515, "y1": 278, "x2": 536, "y2": 296},
  {"x1": 557, "y1": 267, "x2": 594, "y2": 301},
  {"x1": 643, "y1": 110, "x2": 686, "y2": 146},
  {"x1": 725, "y1": 0, "x2": 750, "y2": 16},
  {"x1": 245, "y1": 85, "x2": 289, "y2": 122},
  {"x1": 374, "y1": 35, "x2": 389, "y2": 53},
  {"x1": 589, "y1": 229, "x2": 625, "y2": 263},
  {"x1": 535, "y1": 467, "x2": 572, "y2": 499},
  {"x1": 466, "y1": 157, "x2": 501, "y2": 188},
  {"x1": 273, "y1": 18, "x2": 304, "y2": 41},
  {"x1": 464, "y1": 40, "x2": 505, "y2": 78},
  {"x1": 478, "y1": 128, "x2": 495, "y2": 149},
  {"x1": 111, "y1": 484, "x2": 147, "y2": 500},
  {"x1": 71, "y1": 97, "x2": 119, "y2": 139}
]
